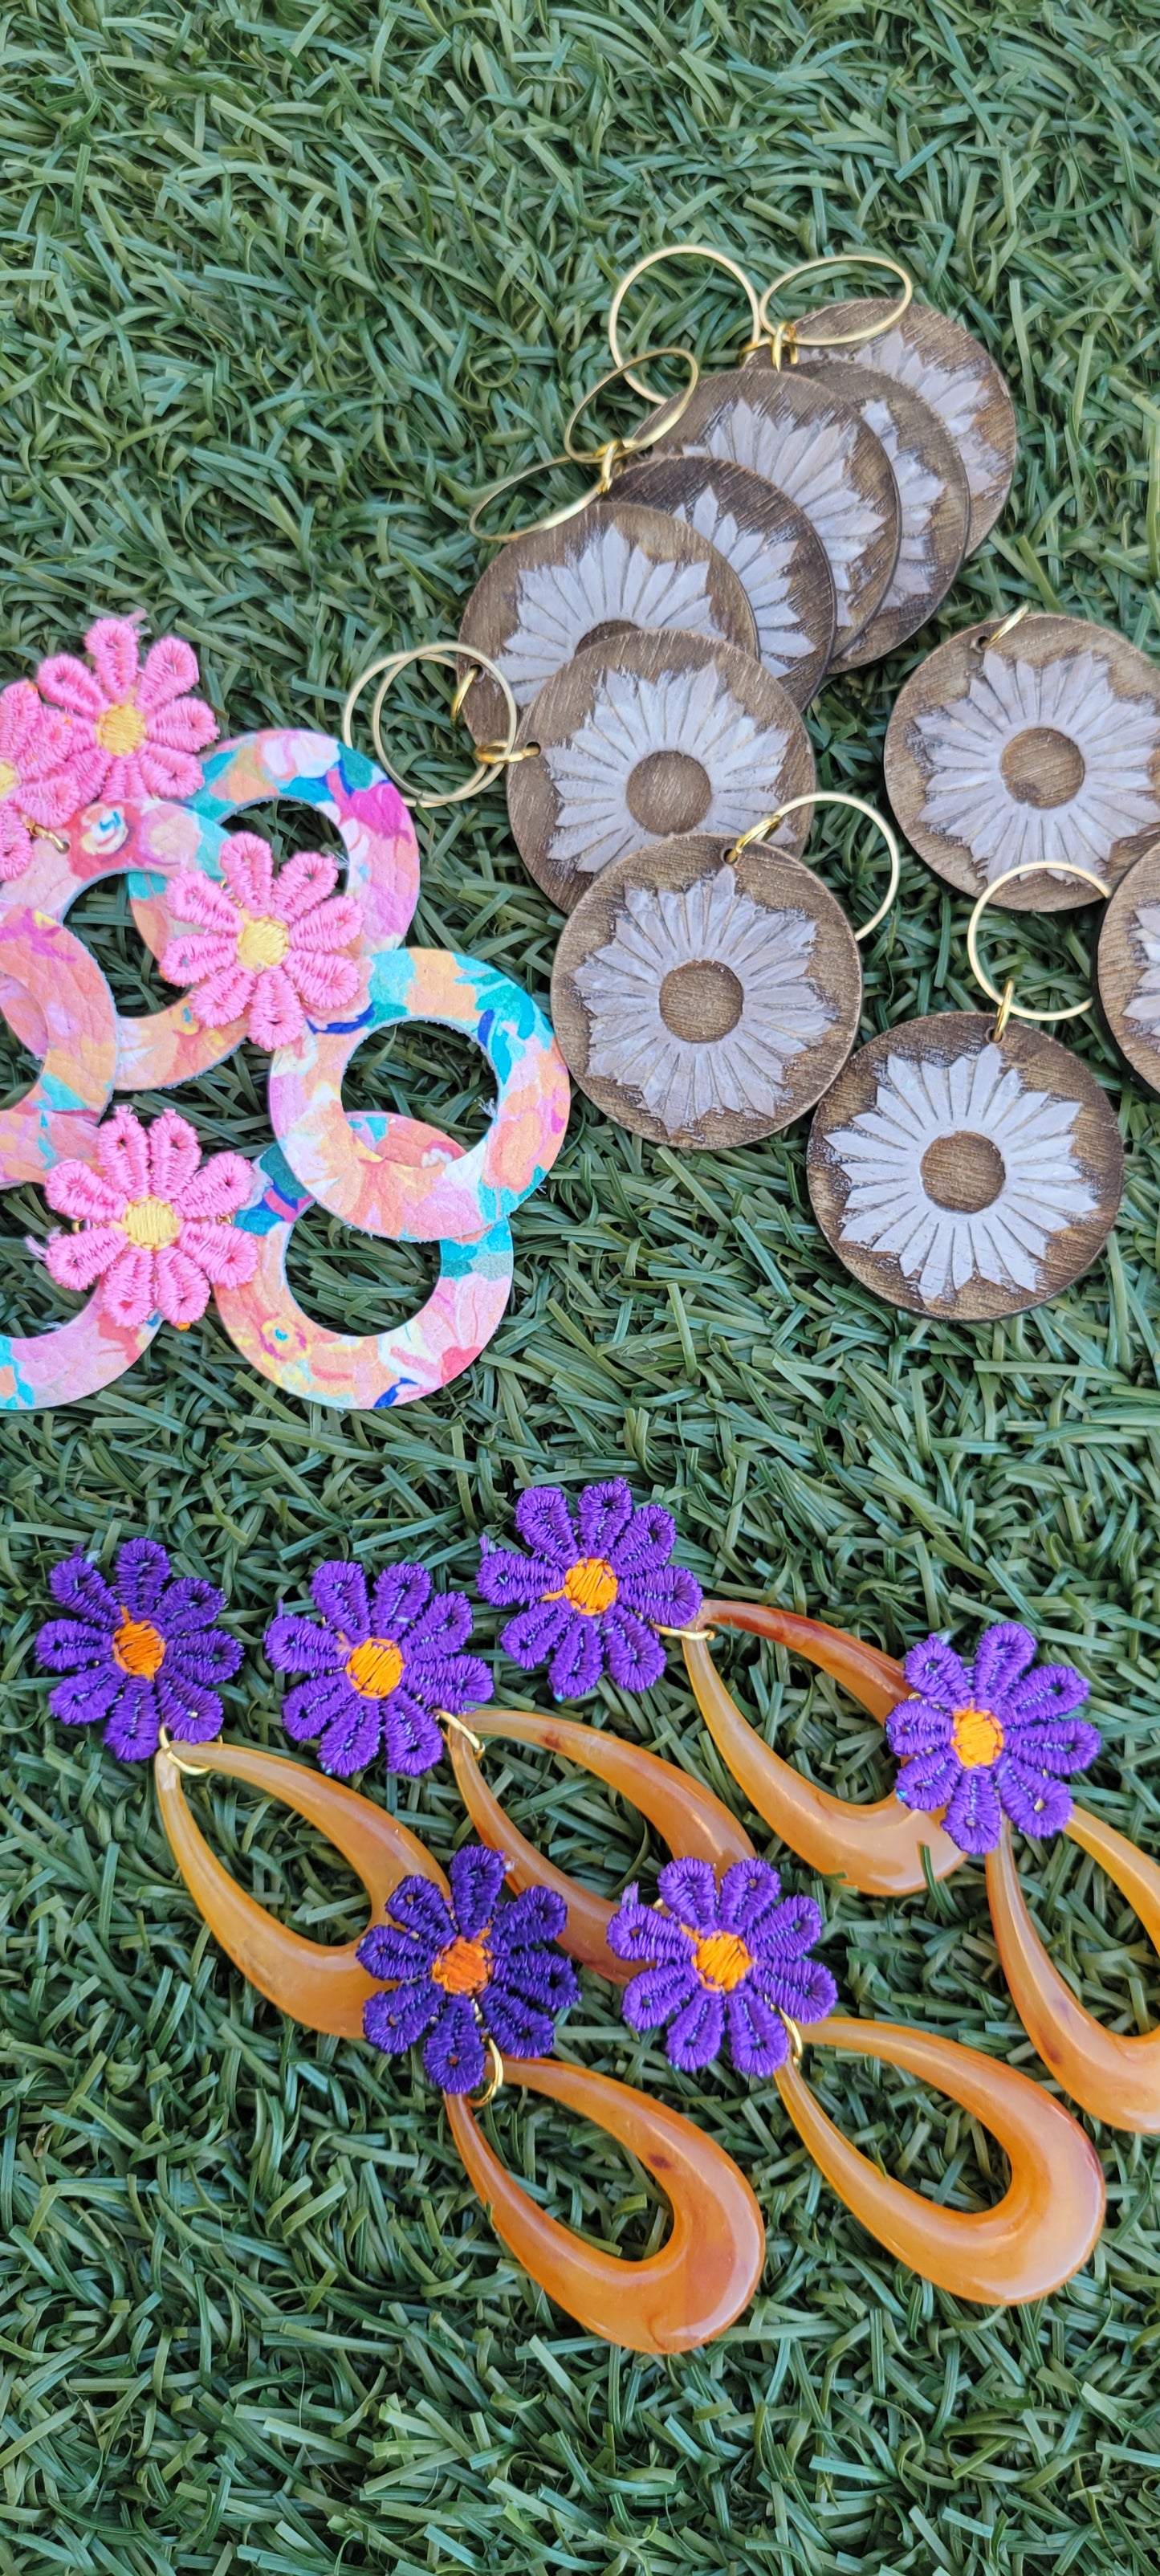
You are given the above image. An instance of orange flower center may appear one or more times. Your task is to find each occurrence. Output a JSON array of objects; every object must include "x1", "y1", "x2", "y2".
[
  {"x1": 951, "y1": 1702, "x2": 1005, "y2": 1769},
  {"x1": 547, "y1": 1555, "x2": 618, "y2": 1616},
  {"x1": 96, "y1": 699, "x2": 148, "y2": 756},
  {"x1": 433, "y1": 1934, "x2": 492, "y2": 1996},
  {"x1": 112, "y1": 1613, "x2": 166, "y2": 1679},
  {"x1": 0, "y1": 760, "x2": 18, "y2": 798},
  {"x1": 345, "y1": 1636, "x2": 404, "y2": 1699},
  {"x1": 693, "y1": 1929, "x2": 753, "y2": 1993},
  {"x1": 120, "y1": 1193, "x2": 181, "y2": 1250},
  {"x1": 237, "y1": 911, "x2": 290, "y2": 972}
]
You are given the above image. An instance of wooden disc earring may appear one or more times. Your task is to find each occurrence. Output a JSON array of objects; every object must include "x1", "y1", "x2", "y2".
[
  {"x1": 1096, "y1": 838, "x2": 1160, "y2": 1094},
  {"x1": 504, "y1": 626, "x2": 815, "y2": 910},
  {"x1": 885, "y1": 607, "x2": 1160, "y2": 911},
  {"x1": 808, "y1": 862, "x2": 1124, "y2": 1320},
  {"x1": 609, "y1": 450, "x2": 836, "y2": 704},
  {"x1": 548, "y1": 793, "x2": 898, "y2": 1150},
  {"x1": 779, "y1": 360, "x2": 970, "y2": 669}
]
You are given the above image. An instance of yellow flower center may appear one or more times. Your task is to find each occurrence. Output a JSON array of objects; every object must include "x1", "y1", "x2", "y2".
[
  {"x1": 236, "y1": 912, "x2": 290, "y2": 972},
  {"x1": 120, "y1": 1193, "x2": 181, "y2": 1250},
  {"x1": 0, "y1": 760, "x2": 18, "y2": 797},
  {"x1": 694, "y1": 1929, "x2": 753, "y2": 1992},
  {"x1": 96, "y1": 699, "x2": 149, "y2": 756},
  {"x1": 950, "y1": 1702, "x2": 1005, "y2": 1769},
  {"x1": 547, "y1": 1556, "x2": 618, "y2": 1616},
  {"x1": 112, "y1": 1613, "x2": 166, "y2": 1679},
  {"x1": 345, "y1": 1636, "x2": 403, "y2": 1699},
  {"x1": 432, "y1": 1934, "x2": 492, "y2": 1996}
]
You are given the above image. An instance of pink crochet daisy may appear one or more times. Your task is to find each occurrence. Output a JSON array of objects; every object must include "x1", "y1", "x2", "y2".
[
  {"x1": 160, "y1": 829, "x2": 364, "y2": 1050},
  {"x1": 36, "y1": 616, "x2": 218, "y2": 803},
  {"x1": 0, "y1": 679, "x2": 89, "y2": 879},
  {"x1": 43, "y1": 1104, "x2": 258, "y2": 1330}
]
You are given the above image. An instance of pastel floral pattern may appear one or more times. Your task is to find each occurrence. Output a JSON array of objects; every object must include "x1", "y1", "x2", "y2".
[
  {"x1": 357, "y1": 1843, "x2": 580, "y2": 2093},
  {"x1": 608, "y1": 1857, "x2": 836, "y2": 2077},
  {"x1": 37, "y1": 615, "x2": 218, "y2": 803},
  {"x1": 35, "y1": 1536, "x2": 241, "y2": 1761},
  {"x1": 0, "y1": 679, "x2": 88, "y2": 879},
  {"x1": 264, "y1": 1558, "x2": 491, "y2": 1778},
  {"x1": 161, "y1": 830, "x2": 363, "y2": 1049},
  {"x1": 43, "y1": 1104, "x2": 258, "y2": 1329},
  {"x1": 886, "y1": 1621, "x2": 1101, "y2": 1857},
  {"x1": 478, "y1": 1478, "x2": 702, "y2": 1697}
]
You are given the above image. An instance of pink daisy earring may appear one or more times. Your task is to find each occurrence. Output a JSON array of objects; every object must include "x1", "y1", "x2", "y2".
[
  {"x1": 159, "y1": 829, "x2": 364, "y2": 1050},
  {"x1": 0, "y1": 679, "x2": 88, "y2": 877},
  {"x1": 35, "y1": 614, "x2": 218, "y2": 803},
  {"x1": 42, "y1": 1102, "x2": 258, "y2": 1330}
]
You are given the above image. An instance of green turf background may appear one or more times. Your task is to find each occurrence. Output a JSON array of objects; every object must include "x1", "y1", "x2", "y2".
[{"x1": 3, "y1": 1, "x2": 1160, "y2": 2569}]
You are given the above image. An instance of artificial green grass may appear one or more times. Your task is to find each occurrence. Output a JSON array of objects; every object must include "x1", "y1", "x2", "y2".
[{"x1": 3, "y1": 1, "x2": 1160, "y2": 2570}]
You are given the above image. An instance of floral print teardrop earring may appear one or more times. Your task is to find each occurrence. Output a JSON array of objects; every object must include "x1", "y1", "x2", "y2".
[{"x1": 477, "y1": 1478, "x2": 706, "y2": 1698}]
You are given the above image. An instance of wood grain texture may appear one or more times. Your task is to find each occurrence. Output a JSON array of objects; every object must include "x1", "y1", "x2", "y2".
[
  {"x1": 808, "y1": 1010, "x2": 1123, "y2": 1320},
  {"x1": 1097, "y1": 839, "x2": 1160, "y2": 1097},
  {"x1": 457, "y1": 499, "x2": 757, "y2": 744},
  {"x1": 793, "y1": 294, "x2": 1017, "y2": 552},
  {"x1": 795, "y1": 360, "x2": 970, "y2": 666},
  {"x1": 885, "y1": 613, "x2": 1160, "y2": 911},
  {"x1": 608, "y1": 453, "x2": 834, "y2": 703},
  {"x1": 506, "y1": 626, "x2": 815, "y2": 911},
  {"x1": 552, "y1": 829, "x2": 861, "y2": 1148},
  {"x1": 646, "y1": 365, "x2": 900, "y2": 659}
]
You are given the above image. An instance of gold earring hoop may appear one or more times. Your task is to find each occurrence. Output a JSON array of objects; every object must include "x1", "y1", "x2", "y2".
[
  {"x1": 970, "y1": 601, "x2": 1033, "y2": 650},
  {"x1": 756, "y1": 253, "x2": 914, "y2": 364},
  {"x1": 342, "y1": 644, "x2": 523, "y2": 808},
  {"x1": 469, "y1": 348, "x2": 700, "y2": 544},
  {"x1": 607, "y1": 244, "x2": 763, "y2": 401},
  {"x1": 731, "y1": 791, "x2": 901, "y2": 943},
  {"x1": 967, "y1": 863, "x2": 1110, "y2": 1026}
]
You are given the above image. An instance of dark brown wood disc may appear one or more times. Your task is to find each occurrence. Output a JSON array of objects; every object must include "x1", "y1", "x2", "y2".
[
  {"x1": 607, "y1": 454, "x2": 834, "y2": 706},
  {"x1": 808, "y1": 1010, "x2": 1123, "y2": 1319},
  {"x1": 792, "y1": 361, "x2": 970, "y2": 667},
  {"x1": 794, "y1": 296, "x2": 1017, "y2": 553},
  {"x1": 1097, "y1": 839, "x2": 1160, "y2": 1096},
  {"x1": 646, "y1": 366, "x2": 900, "y2": 661},
  {"x1": 885, "y1": 613, "x2": 1160, "y2": 912},
  {"x1": 552, "y1": 831, "x2": 861, "y2": 1148},
  {"x1": 506, "y1": 626, "x2": 815, "y2": 913},
  {"x1": 457, "y1": 500, "x2": 756, "y2": 744}
]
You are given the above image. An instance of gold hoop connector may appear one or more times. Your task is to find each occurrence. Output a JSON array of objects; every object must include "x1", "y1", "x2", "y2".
[
  {"x1": 442, "y1": 1711, "x2": 485, "y2": 1758},
  {"x1": 967, "y1": 863, "x2": 1111, "y2": 1027},
  {"x1": 564, "y1": 347, "x2": 699, "y2": 462},
  {"x1": 157, "y1": 1726, "x2": 219, "y2": 1777},
  {"x1": 467, "y1": 454, "x2": 596, "y2": 546},
  {"x1": 653, "y1": 1620, "x2": 718, "y2": 1642},
  {"x1": 26, "y1": 822, "x2": 70, "y2": 854},
  {"x1": 608, "y1": 245, "x2": 763, "y2": 401},
  {"x1": 464, "y1": 2033, "x2": 504, "y2": 2111},
  {"x1": 779, "y1": 2011, "x2": 805, "y2": 2067},
  {"x1": 971, "y1": 601, "x2": 1033, "y2": 650},
  {"x1": 730, "y1": 791, "x2": 901, "y2": 944},
  {"x1": 757, "y1": 252, "x2": 914, "y2": 350},
  {"x1": 765, "y1": 319, "x2": 798, "y2": 372},
  {"x1": 343, "y1": 644, "x2": 519, "y2": 809}
]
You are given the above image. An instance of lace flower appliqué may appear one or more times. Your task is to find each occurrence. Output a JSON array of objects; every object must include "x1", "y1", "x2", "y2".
[
  {"x1": 478, "y1": 1478, "x2": 702, "y2": 1698},
  {"x1": 885, "y1": 1620, "x2": 1100, "y2": 1857},
  {"x1": 35, "y1": 1536, "x2": 241, "y2": 1761},
  {"x1": 264, "y1": 1557, "x2": 491, "y2": 1779},
  {"x1": 43, "y1": 1103, "x2": 257, "y2": 1329},
  {"x1": 608, "y1": 1857, "x2": 836, "y2": 2078},
  {"x1": 37, "y1": 615, "x2": 218, "y2": 803},
  {"x1": 358, "y1": 1843, "x2": 580, "y2": 2093},
  {"x1": 161, "y1": 829, "x2": 363, "y2": 1050}
]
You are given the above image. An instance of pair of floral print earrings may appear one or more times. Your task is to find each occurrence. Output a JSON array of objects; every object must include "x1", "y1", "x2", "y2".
[{"x1": 38, "y1": 1478, "x2": 1155, "y2": 2351}]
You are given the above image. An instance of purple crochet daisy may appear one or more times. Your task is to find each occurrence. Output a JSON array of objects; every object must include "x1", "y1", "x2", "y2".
[
  {"x1": 885, "y1": 1620, "x2": 1101, "y2": 1857},
  {"x1": 35, "y1": 1538, "x2": 241, "y2": 1762},
  {"x1": 607, "y1": 1856, "x2": 836, "y2": 2078},
  {"x1": 477, "y1": 1478, "x2": 702, "y2": 1698},
  {"x1": 263, "y1": 1558, "x2": 491, "y2": 1779},
  {"x1": 357, "y1": 1843, "x2": 580, "y2": 2093}
]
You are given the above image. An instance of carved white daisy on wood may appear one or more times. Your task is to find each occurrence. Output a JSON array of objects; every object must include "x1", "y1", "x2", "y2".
[
  {"x1": 697, "y1": 395, "x2": 889, "y2": 644},
  {"x1": 677, "y1": 484, "x2": 812, "y2": 679},
  {"x1": 1125, "y1": 903, "x2": 1160, "y2": 1048},
  {"x1": 497, "y1": 518, "x2": 724, "y2": 705},
  {"x1": 575, "y1": 866, "x2": 835, "y2": 1136},
  {"x1": 850, "y1": 324, "x2": 1005, "y2": 519},
  {"x1": 858, "y1": 396, "x2": 944, "y2": 605},
  {"x1": 911, "y1": 645, "x2": 1160, "y2": 882},
  {"x1": 823, "y1": 1038, "x2": 1096, "y2": 1305},
  {"x1": 543, "y1": 658, "x2": 792, "y2": 878}
]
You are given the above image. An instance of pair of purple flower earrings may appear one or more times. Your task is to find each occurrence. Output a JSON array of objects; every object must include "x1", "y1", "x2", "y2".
[{"x1": 35, "y1": 1482, "x2": 1101, "y2": 2101}]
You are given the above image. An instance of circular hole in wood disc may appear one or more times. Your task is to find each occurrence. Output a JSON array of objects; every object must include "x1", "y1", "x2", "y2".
[
  {"x1": 457, "y1": 500, "x2": 757, "y2": 745},
  {"x1": 807, "y1": 1009, "x2": 1123, "y2": 1319},
  {"x1": 608, "y1": 454, "x2": 835, "y2": 705},
  {"x1": 507, "y1": 627, "x2": 816, "y2": 913},
  {"x1": 1096, "y1": 838, "x2": 1160, "y2": 1098},
  {"x1": 552, "y1": 830, "x2": 862, "y2": 1148},
  {"x1": 793, "y1": 296, "x2": 1018, "y2": 554},
  {"x1": 785, "y1": 361, "x2": 970, "y2": 668},
  {"x1": 645, "y1": 365, "x2": 900, "y2": 660},
  {"x1": 885, "y1": 614, "x2": 1160, "y2": 911}
]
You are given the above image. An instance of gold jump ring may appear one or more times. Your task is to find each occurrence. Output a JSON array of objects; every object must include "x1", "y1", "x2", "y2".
[
  {"x1": 971, "y1": 602, "x2": 1033, "y2": 650},
  {"x1": 608, "y1": 244, "x2": 763, "y2": 401},
  {"x1": 757, "y1": 253, "x2": 914, "y2": 350},
  {"x1": 564, "y1": 346, "x2": 700, "y2": 460},
  {"x1": 967, "y1": 864, "x2": 1110, "y2": 1025},
  {"x1": 465, "y1": 2033, "x2": 505, "y2": 2111},
  {"x1": 342, "y1": 644, "x2": 519, "y2": 809},
  {"x1": 730, "y1": 791, "x2": 901, "y2": 943},
  {"x1": 467, "y1": 455, "x2": 596, "y2": 546}
]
